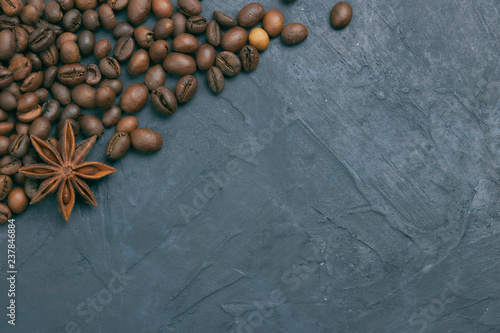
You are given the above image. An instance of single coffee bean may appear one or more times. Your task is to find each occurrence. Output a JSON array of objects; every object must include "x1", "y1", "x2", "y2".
[
  {"x1": 42, "y1": 65, "x2": 57, "y2": 88},
  {"x1": 113, "y1": 21, "x2": 134, "y2": 38},
  {"x1": 0, "y1": 136, "x2": 10, "y2": 155},
  {"x1": 174, "y1": 74, "x2": 198, "y2": 103},
  {"x1": 57, "y1": 63, "x2": 87, "y2": 86},
  {"x1": 172, "y1": 33, "x2": 199, "y2": 53},
  {"x1": 94, "y1": 39, "x2": 112, "y2": 59},
  {"x1": 57, "y1": 31, "x2": 78, "y2": 49},
  {"x1": 34, "y1": 88, "x2": 49, "y2": 103},
  {"x1": 41, "y1": 99, "x2": 61, "y2": 122},
  {"x1": 29, "y1": 117, "x2": 51, "y2": 139},
  {"x1": 13, "y1": 26, "x2": 28, "y2": 53},
  {"x1": 163, "y1": 52, "x2": 196, "y2": 76},
  {"x1": 153, "y1": 18, "x2": 174, "y2": 39},
  {"x1": 144, "y1": 64, "x2": 166, "y2": 91},
  {"x1": 0, "y1": 175, "x2": 13, "y2": 201},
  {"x1": 206, "y1": 20, "x2": 221, "y2": 47},
  {"x1": 249, "y1": 27, "x2": 269, "y2": 51},
  {"x1": 60, "y1": 41, "x2": 81, "y2": 63},
  {"x1": 116, "y1": 115, "x2": 138, "y2": 133},
  {"x1": 75, "y1": 0, "x2": 97, "y2": 11},
  {"x1": 99, "y1": 79, "x2": 123, "y2": 96},
  {"x1": 221, "y1": 26, "x2": 248, "y2": 53},
  {"x1": 51, "y1": 82, "x2": 71, "y2": 106},
  {"x1": 98, "y1": 3, "x2": 116, "y2": 30},
  {"x1": 9, "y1": 56, "x2": 32, "y2": 81},
  {"x1": 120, "y1": 83, "x2": 149, "y2": 113},
  {"x1": 177, "y1": 0, "x2": 201, "y2": 17},
  {"x1": 195, "y1": 43, "x2": 216, "y2": 71},
  {"x1": 151, "y1": 86, "x2": 177, "y2": 114},
  {"x1": 25, "y1": 53, "x2": 41, "y2": 71},
  {"x1": 331, "y1": 2, "x2": 352, "y2": 29},
  {"x1": 281, "y1": 23, "x2": 308, "y2": 45},
  {"x1": 99, "y1": 57, "x2": 121, "y2": 79},
  {"x1": 216, "y1": 51, "x2": 241, "y2": 77},
  {"x1": 0, "y1": 122, "x2": 15, "y2": 135},
  {"x1": 127, "y1": 0, "x2": 151, "y2": 26},
  {"x1": 56, "y1": 0, "x2": 74, "y2": 12},
  {"x1": 101, "y1": 105, "x2": 122, "y2": 127},
  {"x1": 237, "y1": 3, "x2": 265, "y2": 28},
  {"x1": 95, "y1": 85, "x2": 116, "y2": 109},
  {"x1": 22, "y1": 5, "x2": 44, "y2": 25},
  {"x1": 20, "y1": 71, "x2": 43, "y2": 92},
  {"x1": 77, "y1": 30, "x2": 96, "y2": 56},
  {"x1": 82, "y1": 9, "x2": 100, "y2": 31},
  {"x1": 56, "y1": 118, "x2": 79, "y2": 138},
  {"x1": 240, "y1": 45, "x2": 259, "y2": 72},
  {"x1": 113, "y1": 36, "x2": 135, "y2": 62},
  {"x1": 8, "y1": 187, "x2": 28, "y2": 214},
  {"x1": 106, "y1": 132, "x2": 130, "y2": 160},
  {"x1": 152, "y1": 0, "x2": 173, "y2": 19},
  {"x1": 186, "y1": 15, "x2": 207, "y2": 34},
  {"x1": 86, "y1": 63, "x2": 101, "y2": 85},
  {"x1": 130, "y1": 128, "x2": 162, "y2": 152},
  {"x1": 0, "y1": 155, "x2": 22, "y2": 175},
  {"x1": 59, "y1": 104, "x2": 81, "y2": 121},
  {"x1": 39, "y1": 45, "x2": 59, "y2": 67},
  {"x1": 79, "y1": 114, "x2": 104, "y2": 137},
  {"x1": 0, "y1": 91, "x2": 17, "y2": 112},
  {"x1": 0, "y1": 203, "x2": 12, "y2": 224},
  {"x1": 134, "y1": 26, "x2": 154, "y2": 49},
  {"x1": 128, "y1": 49, "x2": 150, "y2": 76},
  {"x1": 1, "y1": 0, "x2": 23, "y2": 18},
  {"x1": 263, "y1": 8, "x2": 284, "y2": 37},
  {"x1": 149, "y1": 40, "x2": 170, "y2": 63},
  {"x1": 8, "y1": 134, "x2": 30, "y2": 158},
  {"x1": 107, "y1": 0, "x2": 127, "y2": 11},
  {"x1": 15, "y1": 122, "x2": 30, "y2": 135},
  {"x1": 24, "y1": 178, "x2": 38, "y2": 200},
  {"x1": 17, "y1": 92, "x2": 42, "y2": 122},
  {"x1": 171, "y1": 12, "x2": 186, "y2": 37},
  {"x1": 62, "y1": 9, "x2": 82, "y2": 32},
  {"x1": 0, "y1": 15, "x2": 20, "y2": 31},
  {"x1": 44, "y1": 1, "x2": 63, "y2": 24},
  {"x1": 72, "y1": 83, "x2": 96, "y2": 108},
  {"x1": 0, "y1": 68, "x2": 14, "y2": 89},
  {"x1": 213, "y1": 10, "x2": 237, "y2": 28}
]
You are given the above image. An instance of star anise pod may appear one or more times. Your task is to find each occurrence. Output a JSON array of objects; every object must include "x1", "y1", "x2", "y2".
[{"x1": 18, "y1": 120, "x2": 116, "y2": 221}]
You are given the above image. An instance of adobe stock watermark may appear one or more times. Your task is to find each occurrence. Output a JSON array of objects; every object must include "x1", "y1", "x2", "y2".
[
  {"x1": 179, "y1": 106, "x2": 297, "y2": 223},
  {"x1": 64, "y1": 268, "x2": 133, "y2": 333}
]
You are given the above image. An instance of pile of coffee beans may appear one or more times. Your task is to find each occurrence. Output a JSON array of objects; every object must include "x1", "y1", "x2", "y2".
[{"x1": 0, "y1": 0, "x2": 353, "y2": 222}]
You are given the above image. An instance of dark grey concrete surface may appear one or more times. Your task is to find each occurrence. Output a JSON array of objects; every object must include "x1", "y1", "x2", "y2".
[{"x1": 2, "y1": 0, "x2": 500, "y2": 332}]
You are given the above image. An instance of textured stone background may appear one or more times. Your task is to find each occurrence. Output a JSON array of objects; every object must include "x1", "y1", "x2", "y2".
[{"x1": 2, "y1": 0, "x2": 500, "y2": 332}]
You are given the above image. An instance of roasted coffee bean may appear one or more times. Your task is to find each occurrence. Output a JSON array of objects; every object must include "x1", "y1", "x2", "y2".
[
  {"x1": 95, "y1": 85, "x2": 116, "y2": 109},
  {"x1": 149, "y1": 40, "x2": 169, "y2": 63},
  {"x1": 240, "y1": 44, "x2": 259, "y2": 72},
  {"x1": 17, "y1": 92, "x2": 42, "y2": 122},
  {"x1": 42, "y1": 66, "x2": 57, "y2": 88},
  {"x1": 0, "y1": 68, "x2": 14, "y2": 89},
  {"x1": 101, "y1": 105, "x2": 122, "y2": 127},
  {"x1": 9, "y1": 56, "x2": 32, "y2": 81},
  {"x1": 116, "y1": 115, "x2": 138, "y2": 133},
  {"x1": 59, "y1": 104, "x2": 81, "y2": 121},
  {"x1": 29, "y1": 117, "x2": 51, "y2": 139},
  {"x1": 172, "y1": 33, "x2": 199, "y2": 53},
  {"x1": 0, "y1": 122, "x2": 15, "y2": 135},
  {"x1": 0, "y1": 155, "x2": 22, "y2": 175},
  {"x1": 213, "y1": 10, "x2": 237, "y2": 28},
  {"x1": 130, "y1": 128, "x2": 162, "y2": 152},
  {"x1": 163, "y1": 52, "x2": 196, "y2": 76},
  {"x1": 263, "y1": 8, "x2": 284, "y2": 37},
  {"x1": 20, "y1": 71, "x2": 43, "y2": 92},
  {"x1": 79, "y1": 114, "x2": 104, "y2": 137},
  {"x1": 51, "y1": 82, "x2": 71, "y2": 105},
  {"x1": 94, "y1": 39, "x2": 111, "y2": 59},
  {"x1": 25, "y1": 52, "x2": 41, "y2": 71},
  {"x1": 37, "y1": 20, "x2": 63, "y2": 36},
  {"x1": 249, "y1": 28, "x2": 269, "y2": 51},
  {"x1": 42, "y1": 98, "x2": 63, "y2": 122},
  {"x1": 0, "y1": 15, "x2": 20, "y2": 30},
  {"x1": 56, "y1": 0, "x2": 74, "y2": 12},
  {"x1": 0, "y1": 136, "x2": 10, "y2": 155},
  {"x1": 86, "y1": 63, "x2": 101, "y2": 85},
  {"x1": 71, "y1": 83, "x2": 96, "y2": 108},
  {"x1": 8, "y1": 134, "x2": 30, "y2": 158},
  {"x1": 128, "y1": 49, "x2": 150, "y2": 75},
  {"x1": 77, "y1": 30, "x2": 95, "y2": 56},
  {"x1": 238, "y1": 3, "x2": 265, "y2": 28},
  {"x1": 98, "y1": 3, "x2": 116, "y2": 30},
  {"x1": 8, "y1": 187, "x2": 28, "y2": 214},
  {"x1": 21, "y1": 4, "x2": 42, "y2": 25},
  {"x1": 281, "y1": 23, "x2": 308, "y2": 45},
  {"x1": 153, "y1": 18, "x2": 174, "y2": 39},
  {"x1": 0, "y1": 30, "x2": 16, "y2": 61},
  {"x1": 120, "y1": 83, "x2": 148, "y2": 113},
  {"x1": 114, "y1": 36, "x2": 135, "y2": 62},
  {"x1": 216, "y1": 51, "x2": 241, "y2": 77},
  {"x1": 134, "y1": 26, "x2": 154, "y2": 49},
  {"x1": 34, "y1": 88, "x2": 49, "y2": 103},
  {"x1": 60, "y1": 41, "x2": 81, "y2": 63},
  {"x1": 62, "y1": 9, "x2": 82, "y2": 32},
  {"x1": 152, "y1": 0, "x2": 172, "y2": 19},
  {"x1": 174, "y1": 74, "x2": 197, "y2": 103},
  {"x1": 0, "y1": 203, "x2": 12, "y2": 224},
  {"x1": 171, "y1": 12, "x2": 186, "y2": 37},
  {"x1": 75, "y1": 0, "x2": 97, "y2": 11},
  {"x1": 1, "y1": 0, "x2": 23, "y2": 17},
  {"x1": 13, "y1": 26, "x2": 28, "y2": 53},
  {"x1": 57, "y1": 63, "x2": 87, "y2": 86},
  {"x1": 127, "y1": 0, "x2": 151, "y2": 26},
  {"x1": 113, "y1": 21, "x2": 134, "y2": 38},
  {"x1": 99, "y1": 79, "x2": 123, "y2": 95},
  {"x1": 0, "y1": 91, "x2": 17, "y2": 112},
  {"x1": 331, "y1": 2, "x2": 352, "y2": 29},
  {"x1": 107, "y1": 0, "x2": 127, "y2": 11},
  {"x1": 206, "y1": 20, "x2": 221, "y2": 47},
  {"x1": 195, "y1": 43, "x2": 216, "y2": 71},
  {"x1": 106, "y1": 132, "x2": 130, "y2": 159},
  {"x1": 151, "y1": 86, "x2": 177, "y2": 114},
  {"x1": 5, "y1": 83, "x2": 20, "y2": 99},
  {"x1": 56, "y1": 118, "x2": 79, "y2": 138},
  {"x1": 0, "y1": 175, "x2": 13, "y2": 201},
  {"x1": 99, "y1": 57, "x2": 121, "y2": 78},
  {"x1": 144, "y1": 64, "x2": 166, "y2": 90},
  {"x1": 57, "y1": 31, "x2": 77, "y2": 48},
  {"x1": 15, "y1": 122, "x2": 30, "y2": 135},
  {"x1": 39, "y1": 44, "x2": 59, "y2": 67},
  {"x1": 44, "y1": 1, "x2": 63, "y2": 24},
  {"x1": 187, "y1": 16, "x2": 207, "y2": 34},
  {"x1": 221, "y1": 26, "x2": 248, "y2": 53},
  {"x1": 24, "y1": 178, "x2": 38, "y2": 200},
  {"x1": 82, "y1": 9, "x2": 100, "y2": 31},
  {"x1": 177, "y1": 0, "x2": 201, "y2": 17}
]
